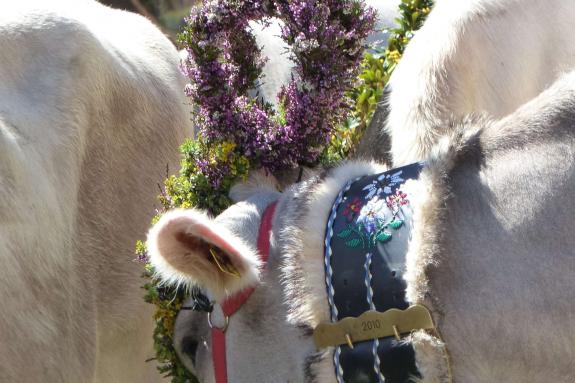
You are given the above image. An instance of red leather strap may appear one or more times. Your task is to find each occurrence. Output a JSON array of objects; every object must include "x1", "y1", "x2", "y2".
[
  {"x1": 212, "y1": 328, "x2": 228, "y2": 383},
  {"x1": 212, "y1": 201, "x2": 277, "y2": 383},
  {"x1": 222, "y1": 286, "x2": 255, "y2": 317},
  {"x1": 221, "y1": 201, "x2": 276, "y2": 316},
  {"x1": 256, "y1": 201, "x2": 276, "y2": 265}
]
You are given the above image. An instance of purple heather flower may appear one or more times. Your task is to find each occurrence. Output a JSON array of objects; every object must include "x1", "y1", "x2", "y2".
[{"x1": 179, "y1": 0, "x2": 377, "y2": 187}]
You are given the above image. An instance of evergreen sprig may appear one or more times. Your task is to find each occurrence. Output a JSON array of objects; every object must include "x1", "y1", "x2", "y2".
[{"x1": 321, "y1": 0, "x2": 434, "y2": 164}]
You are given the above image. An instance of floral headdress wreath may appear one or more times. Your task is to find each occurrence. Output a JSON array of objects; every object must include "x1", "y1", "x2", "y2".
[
  {"x1": 147, "y1": 1, "x2": 379, "y2": 381},
  {"x1": 179, "y1": 0, "x2": 377, "y2": 178}
]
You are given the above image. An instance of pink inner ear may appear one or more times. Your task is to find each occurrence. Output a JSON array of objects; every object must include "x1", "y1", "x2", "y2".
[
  {"x1": 149, "y1": 209, "x2": 262, "y2": 300},
  {"x1": 186, "y1": 223, "x2": 248, "y2": 273}
]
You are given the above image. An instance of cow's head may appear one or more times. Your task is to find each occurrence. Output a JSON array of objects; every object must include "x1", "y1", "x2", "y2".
[{"x1": 146, "y1": 172, "x2": 318, "y2": 382}]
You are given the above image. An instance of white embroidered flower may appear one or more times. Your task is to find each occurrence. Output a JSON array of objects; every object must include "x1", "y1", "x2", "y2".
[
  {"x1": 362, "y1": 180, "x2": 381, "y2": 200},
  {"x1": 377, "y1": 170, "x2": 404, "y2": 191},
  {"x1": 363, "y1": 170, "x2": 406, "y2": 199},
  {"x1": 357, "y1": 197, "x2": 386, "y2": 233}
]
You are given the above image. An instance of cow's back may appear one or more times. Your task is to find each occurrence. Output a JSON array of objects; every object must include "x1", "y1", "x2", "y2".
[
  {"x1": 0, "y1": 1, "x2": 191, "y2": 382},
  {"x1": 369, "y1": 0, "x2": 575, "y2": 165}
]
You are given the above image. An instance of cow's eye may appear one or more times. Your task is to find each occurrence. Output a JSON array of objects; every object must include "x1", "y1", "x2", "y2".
[{"x1": 181, "y1": 336, "x2": 199, "y2": 366}]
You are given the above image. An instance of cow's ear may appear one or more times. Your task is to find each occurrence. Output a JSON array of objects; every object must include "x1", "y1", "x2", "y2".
[{"x1": 146, "y1": 209, "x2": 261, "y2": 301}]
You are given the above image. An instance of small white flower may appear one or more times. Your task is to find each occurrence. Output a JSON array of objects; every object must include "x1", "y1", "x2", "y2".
[
  {"x1": 377, "y1": 170, "x2": 404, "y2": 186},
  {"x1": 362, "y1": 180, "x2": 381, "y2": 199},
  {"x1": 357, "y1": 197, "x2": 386, "y2": 233}
]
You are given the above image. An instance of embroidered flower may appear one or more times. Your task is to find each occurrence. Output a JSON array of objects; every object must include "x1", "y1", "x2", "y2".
[
  {"x1": 343, "y1": 197, "x2": 362, "y2": 220},
  {"x1": 386, "y1": 189, "x2": 408, "y2": 215},
  {"x1": 357, "y1": 197, "x2": 386, "y2": 234},
  {"x1": 362, "y1": 180, "x2": 382, "y2": 200},
  {"x1": 377, "y1": 170, "x2": 405, "y2": 194},
  {"x1": 362, "y1": 170, "x2": 406, "y2": 199}
]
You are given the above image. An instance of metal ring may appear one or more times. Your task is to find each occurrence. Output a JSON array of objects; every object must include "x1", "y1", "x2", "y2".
[{"x1": 207, "y1": 312, "x2": 229, "y2": 333}]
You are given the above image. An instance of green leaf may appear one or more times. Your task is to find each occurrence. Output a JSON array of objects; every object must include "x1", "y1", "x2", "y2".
[
  {"x1": 376, "y1": 231, "x2": 392, "y2": 243},
  {"x1": 337, "y1": 228, "x2": 353, "y2": 238},
  {"x1": 346, "y1": 238, "x2": 361, "y2": 248},
  {"x1": 411, "y1": 11, "x2": 420, "y2": 25},
  {"x1": 389, "y1": 219, "x2": 404, "y2": 230},
  {"x1": 357, "y1": 90, "x2": 369, "y2": 105}
]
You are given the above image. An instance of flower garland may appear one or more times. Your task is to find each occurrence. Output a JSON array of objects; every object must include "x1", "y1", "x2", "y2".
[
  {"x1": 140, "y1": 0, "x2": 434, "y2": 382},
  {"x1": 179, "y1": 0, "x2": 376, "y2": 177}
]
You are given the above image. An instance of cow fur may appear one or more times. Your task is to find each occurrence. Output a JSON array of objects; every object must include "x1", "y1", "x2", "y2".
[
  {"x1": 0, "y1": 1, "x2": 192, "y2": 382},
  {"x1": 359, "y1": 0, "x2": 575, "y2": 166}
]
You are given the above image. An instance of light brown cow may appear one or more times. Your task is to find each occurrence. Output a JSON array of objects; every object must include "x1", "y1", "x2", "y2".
[{"x1": 0, "y1": 1, "x2": 192, "y2": 381}]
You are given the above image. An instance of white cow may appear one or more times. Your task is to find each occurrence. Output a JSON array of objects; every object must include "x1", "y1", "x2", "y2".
[
  {"x1": 360, "y1": 0, "x2": 575, "y2": 166},
  {"x1": 0, "y1": 1, "x2": 191, "y2": 382},
  {"x1": 147, "y1": 0, "x2": 575, "y2": 382},
  {"x1": 149, "y1": 70, "x2": 575, "y2": 383}
]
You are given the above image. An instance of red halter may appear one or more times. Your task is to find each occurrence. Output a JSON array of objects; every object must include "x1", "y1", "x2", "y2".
[{"x1": 210, "y1": 201, "x2": 277, "y2": 383}]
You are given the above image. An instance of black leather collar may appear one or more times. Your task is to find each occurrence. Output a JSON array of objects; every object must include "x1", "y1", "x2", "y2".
[{"x1": 323, "y1": 162, "x2": 425, "y2": 382}]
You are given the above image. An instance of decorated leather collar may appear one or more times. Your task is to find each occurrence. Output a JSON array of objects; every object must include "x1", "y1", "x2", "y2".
[{"x1": 316, "y1": 162, "x2": 436, "y2": 382}]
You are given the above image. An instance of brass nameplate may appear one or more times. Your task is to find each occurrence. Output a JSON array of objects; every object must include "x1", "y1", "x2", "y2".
[{"x1": 313, "y1": 305, "x2": 435, "y2": 349}]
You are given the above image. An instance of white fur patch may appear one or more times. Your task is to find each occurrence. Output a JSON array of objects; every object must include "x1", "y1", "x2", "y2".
[
  {"x1": 229, "y1": 169, "x2": 280, "y2": 203},
  {"x1": 409, "y1": 331, "x2": 451, "y2": 382}
]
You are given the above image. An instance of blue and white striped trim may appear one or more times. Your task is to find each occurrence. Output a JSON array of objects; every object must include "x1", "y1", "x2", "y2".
[
  {"x1": 364, "y1": 252, "x2": 375, "y2": 310},
  {"x1": 334, "y1": 347, "x2": 344, "y2": 383},
  {"x1": 364, "y1": 252, "x2": 385, "y2": 383},
  {"x1": 323, "y1": 181, "x2": 350, "y2": 323},
  {"x1": 324, "y1": 180, "x2": 353, "y2": 382},
  {"x1": 324, "y1": 175, "x2": 363, "y2": 320},
  {"x1": 324, "y1": 177, "x2": 363, "y2": 382}
]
